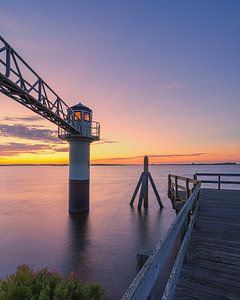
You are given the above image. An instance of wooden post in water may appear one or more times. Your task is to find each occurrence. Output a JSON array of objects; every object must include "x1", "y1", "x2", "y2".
[
  {"x1": 143, "y1": 156, "x2": 149, "y2": 208},
  {"x1": 130, "y1": 156, "x2": 163, "y2": 210}
]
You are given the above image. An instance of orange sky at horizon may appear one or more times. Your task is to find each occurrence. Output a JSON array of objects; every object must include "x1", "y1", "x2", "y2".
[
  {"x1": 0, "y1": 152, "x2": 239, "y2": 165},
  {"x1": 0, "y1": 89, "x2": 239, "y2": 165},
  {"x1": 0, "y1": 93, "x2": 239, "y2": 165}
]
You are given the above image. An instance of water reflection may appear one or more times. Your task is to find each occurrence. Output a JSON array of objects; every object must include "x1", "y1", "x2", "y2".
[
  {"x1": 64, "y1": 213, "x2": 90, "y2": 278},
  {"x1": 1, "y1": 165, "x2": 239, "y2": 299}
]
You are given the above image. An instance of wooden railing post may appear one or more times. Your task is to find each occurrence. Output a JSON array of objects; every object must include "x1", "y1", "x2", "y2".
[
  {"x1": 168, "y1": 174, "x2": 171, "y2": 197},
  {"x1": 193, "y1": 174, "x2": 197, "y2": 187},
  {"x1": 186, "y1": 178, "x2": 190, "y2": 200},
  {"x1": 218, "y1": 175, "x2": 221, "y2": 190},
  {"x1": 136, "y1": 249, "x2": 153, "y2": 273},
  {"x1": 175, "y1": 176, "x2": 179, "y2": 199}
]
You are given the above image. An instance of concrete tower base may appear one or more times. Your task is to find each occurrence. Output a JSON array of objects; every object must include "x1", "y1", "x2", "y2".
[{"x1": 68, "y1": 139, "x2": 91, "y2": 213}]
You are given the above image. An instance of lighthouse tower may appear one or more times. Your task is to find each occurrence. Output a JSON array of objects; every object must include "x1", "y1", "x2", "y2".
[{"x1": 59, "y1": 103, "x2": 100, "y2": 213}]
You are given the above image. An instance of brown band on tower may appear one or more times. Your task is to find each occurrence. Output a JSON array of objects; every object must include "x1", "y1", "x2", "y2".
[{"x1": 69, "y1": 179, "x2": 89, "y2": 213}]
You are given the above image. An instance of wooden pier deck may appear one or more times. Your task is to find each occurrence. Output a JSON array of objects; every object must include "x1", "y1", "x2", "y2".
[
  {"x1": 174, "y1": 188, "x2": 240, "y2": 299},
  {"x1": 122, "y1": 174, "x2": 240, "y2": 300}
]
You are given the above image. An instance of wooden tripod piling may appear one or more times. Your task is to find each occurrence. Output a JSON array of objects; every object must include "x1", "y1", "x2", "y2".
[{"x1": 130, "y1": 156, "x2": 163, "y2": 210}]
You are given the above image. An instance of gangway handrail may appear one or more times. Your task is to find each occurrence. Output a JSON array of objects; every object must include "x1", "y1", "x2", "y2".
[
  {"x1": 122, "y1": 180, "x2": 201, "y2": 300},
  {"x1": 194, "y1": 173, "x2": 240, "y2": 190}
]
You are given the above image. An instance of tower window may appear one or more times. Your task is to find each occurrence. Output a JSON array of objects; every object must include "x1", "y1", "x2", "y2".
[
  {"x1": 84, "y1": 112, "x2": 90, "y2": 122},
  {"x1": 74, "y1": 111, "x2": 82, "y2": 120}
]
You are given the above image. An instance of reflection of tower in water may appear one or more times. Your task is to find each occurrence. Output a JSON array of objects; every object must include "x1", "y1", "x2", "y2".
[{"x1": 63, "y1": 213, "x2": 91, "y2": 279}]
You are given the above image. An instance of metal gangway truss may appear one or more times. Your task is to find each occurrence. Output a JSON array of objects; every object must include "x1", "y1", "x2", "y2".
[{"x1": 0, "y1": 35, "x2": 100, "y2": 139}]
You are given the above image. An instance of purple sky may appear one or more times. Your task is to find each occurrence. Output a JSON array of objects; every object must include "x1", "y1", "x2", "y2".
[{"x1": 0, "y1": 1, "x2": 240, "y2": 163}]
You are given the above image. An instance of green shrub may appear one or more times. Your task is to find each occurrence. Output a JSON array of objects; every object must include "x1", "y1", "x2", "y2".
[{"x1": 0, "y1": 265, "x2": 105, "y2": 300}]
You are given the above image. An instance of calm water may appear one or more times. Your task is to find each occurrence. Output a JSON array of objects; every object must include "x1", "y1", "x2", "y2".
[{"x1": 0, "y1": 165, "x2": 240, "y2": 299}]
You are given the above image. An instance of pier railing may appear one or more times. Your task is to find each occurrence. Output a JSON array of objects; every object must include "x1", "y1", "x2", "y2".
[
  {"x1": 168, "y1": 175, "x2": 199, "y2": 211},
  {"x1": 168, "y1": 174, "x2": 198, "y2": 200},
  {"x1": 194, "y1": 173, "x2": 240, "y2": 190},
  {"x1": 122, "y1": 179, "x2": 201, "y2": 300}
]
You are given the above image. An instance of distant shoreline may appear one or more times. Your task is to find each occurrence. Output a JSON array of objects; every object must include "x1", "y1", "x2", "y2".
[{"x1": 0, "y1": 163, "x2": 238, "y2": 167}]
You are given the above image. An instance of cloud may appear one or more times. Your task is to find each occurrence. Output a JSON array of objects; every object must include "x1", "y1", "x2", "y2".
[
  {"x1": 54, "y1": 146, "x2": 69, "y2": 152},
  {"x1": 154, "y1": 81, "x2": 186, "y2": 92},
  {"x1": 3, "y1": 116, "x2": 43, "y2": 122},
  {"x1": 150, "y1": 153, "x2": 205, "y2": 158},
  {"x1": 0, "y1": 143, "x2": 53, "y2": 156},
  {"x1": 0, "y1": 142, "x2": 68, "y2": 156},
  {"x1": 105, "y1": 153, "x2": 206, "y2": 161},
  {"x1": 0, "y1": 124, "x2": 61, "y2": 143},
  {"x1": 95, "y1": 139, "x2": 119, "y2": 145}
]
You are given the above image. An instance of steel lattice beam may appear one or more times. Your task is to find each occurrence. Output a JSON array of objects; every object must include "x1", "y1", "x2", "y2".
[{"x1": 0, "y1": 36, "x2": 100, "y2": 138}]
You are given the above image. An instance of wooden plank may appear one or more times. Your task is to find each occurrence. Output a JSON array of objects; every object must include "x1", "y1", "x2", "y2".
[
  {"x1": 188, "y1": 239, "x2": 240, "y2": 256},
  {"x1": 184, "y1": 256, "x2": 240, "y2": 277},
  {"x1": 179, "y1": 267, "x2": 240, "y2": 296},
  {"x1": 174, "y1": 288, "x2": 221, "y2": 300},
  {"x1": 174, "y1": 188, "x2": 240, "y2": 299},
  {"x1": 182, "y1": 263, "x2": 240, "y2": 283},
  {"x1": 175, "y1": 279, "x2": 232, "y2": 299},
  {"x1": 187, "y1": 247, "x2": 240, "y2": 266},
  {"x1": 190, "y1": 235, "x2": 240, "y2": 249}
]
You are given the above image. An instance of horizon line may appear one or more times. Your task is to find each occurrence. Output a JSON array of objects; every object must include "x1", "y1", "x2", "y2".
[{"x1": 0, "y1": 162, "x2": 238, "y2": 167}]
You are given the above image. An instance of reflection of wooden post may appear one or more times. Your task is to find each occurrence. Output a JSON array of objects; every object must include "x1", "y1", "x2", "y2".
[
  {"x1": 130, "y1": 156, "x2": 163, "y2": 210},
  {"x1": 175, "y1": 176, "x2": 179, "y2": 199}
]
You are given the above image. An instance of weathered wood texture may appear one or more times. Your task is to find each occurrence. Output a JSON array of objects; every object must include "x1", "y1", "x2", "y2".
[{"x1": 174, "y1": 189, "x2": 240, "y2": 300}]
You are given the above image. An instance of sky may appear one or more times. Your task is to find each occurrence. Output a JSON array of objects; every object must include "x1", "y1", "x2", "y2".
[{"x1": 0, "y1": 0, "x2": 240, "y2": 164}]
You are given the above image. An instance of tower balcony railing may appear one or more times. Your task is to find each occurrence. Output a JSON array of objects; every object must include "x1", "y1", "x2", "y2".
[{"x1": 58, "y1": 121, "x2": 100, "y2": 140}]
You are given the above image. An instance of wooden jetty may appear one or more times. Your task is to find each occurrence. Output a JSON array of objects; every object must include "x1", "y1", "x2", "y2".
[
  {"x1": 174, "y1": 188, "x2": 240, "y2": 299},
  {"x1": 122, "y1": 173, "x2": 240, "y2": 300}
]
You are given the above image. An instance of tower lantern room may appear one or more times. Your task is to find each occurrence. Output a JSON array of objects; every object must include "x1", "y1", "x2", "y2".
[
  {"x1": 67, "y1": 102, "x2": 95, "y2": 139},
  {"x1": 70, "y1": 102, "x2": 92, "y2": 122}
]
